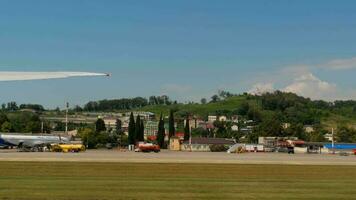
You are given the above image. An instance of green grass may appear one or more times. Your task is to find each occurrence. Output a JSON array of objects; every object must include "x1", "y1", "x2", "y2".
[{"x1": 0, "y1": 162, "x2": 356, "y2": 200}]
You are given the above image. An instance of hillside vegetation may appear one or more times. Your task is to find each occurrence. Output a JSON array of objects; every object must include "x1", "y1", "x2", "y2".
[{"x1": 132, "y1": 92, "x2": 356, "y2": 129}]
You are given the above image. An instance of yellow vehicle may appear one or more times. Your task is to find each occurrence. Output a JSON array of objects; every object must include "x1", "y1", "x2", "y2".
[{"x1": 51, "y1": 143, "x2": 86, "y2": 153}]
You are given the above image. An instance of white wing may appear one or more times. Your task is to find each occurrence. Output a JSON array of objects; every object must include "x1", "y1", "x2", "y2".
[{"x1": 0, "y1": 71, "x2": 109, "y2": 81}]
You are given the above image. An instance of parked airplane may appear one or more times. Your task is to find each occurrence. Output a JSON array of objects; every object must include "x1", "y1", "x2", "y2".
[
  {"x1": 0, "y1": 71, "x2": 108, "y2": 151},
  {"x1": 0, "y1": 134, "x2": 70, "y2": 151}
]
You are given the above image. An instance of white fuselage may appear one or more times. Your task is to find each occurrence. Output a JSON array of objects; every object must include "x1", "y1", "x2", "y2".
[{"x1": 0, "y1": 134, "x2": 69, "y2": 147}]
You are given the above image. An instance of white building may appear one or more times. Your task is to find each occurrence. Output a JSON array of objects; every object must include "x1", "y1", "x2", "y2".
[
  {"x1": 219, "y1": 116, "x2": 227, "y2": 122},
  {"x1": 231, "y1": 125, "x2": 239, "y2": 131},
  {"x1": 208, "y1": 115, "x2": 217, "y2": 122}
]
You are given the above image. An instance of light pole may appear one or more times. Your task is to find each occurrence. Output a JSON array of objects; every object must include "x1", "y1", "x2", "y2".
[{"x1": 65, "y1": 102, "x2": 69, "y2": 135}]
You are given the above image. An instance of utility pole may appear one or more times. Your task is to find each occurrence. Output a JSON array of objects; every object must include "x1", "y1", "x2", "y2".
[
  {"x1": 41, "y1": 121, "x2": 44, "y2": 134},
  {"x1": 332, "y1": 128, "x2": 335, "y2": 154},
  {"x1": 65, "y1": 102, "x2": 69, "y2": 134},
  {"x1": 189, "y1": 117, "x2": 192, "y2": 152}
]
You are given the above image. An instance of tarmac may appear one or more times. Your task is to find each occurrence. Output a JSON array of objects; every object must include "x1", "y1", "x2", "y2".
[{"x1": 0, "y1": 149, "x2": 355, "y2": 165}]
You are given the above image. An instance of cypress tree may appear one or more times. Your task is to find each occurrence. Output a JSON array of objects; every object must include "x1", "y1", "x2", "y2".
[
  {"x1": 139, "y1": 119, "x2": 145, "y2": 141},
  {"x1": 168, "y1": 110, "x2": 175, "y2": 140},
  {"x1": 135, "y1": 115, "x2": 142, "y2": 142},
  {"x1": 128, "y1": 112, "x2": 136, "y2": 145},
  {"x1": 116, "y1": 119, "x2": 123, "y2": 146},
  {"x1": 115, "y1": 119, "x2": 122, "y2": 134},
  {"x1": 95, "y1": 118, "x2": 106, "y2": 133},
  {"x1": 157, "y1": 113, "x2": 165, "y2": 148},
  {"x1": 184, "y1": 117, "x2": 190, "y2": 141}
]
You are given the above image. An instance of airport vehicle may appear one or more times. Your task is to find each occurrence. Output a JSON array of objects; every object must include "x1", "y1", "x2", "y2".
[
  {"x1": 0, "y1": 134, "x2": 70, "y2": 152},
  {"x1": 135, "y1": 142, "x2": 160, "y2": 153},
  {"x1": 51, "y1": 143, "x2": 86, "y2": 153}
]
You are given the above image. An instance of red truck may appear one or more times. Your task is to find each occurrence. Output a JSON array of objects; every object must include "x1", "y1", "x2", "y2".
[
  {"x1": 135, "y1": 142, "x2": 160, "y2": 153},
  {"x1": 353, "y1": 149, "x2": 356, "y2": 155}
]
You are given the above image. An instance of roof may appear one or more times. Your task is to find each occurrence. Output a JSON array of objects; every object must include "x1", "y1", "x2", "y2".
[
  {"x1": 324, "y1": 143, "x2": 356, "y2": 149},
  {"x1": 183, "y1": 137, "x2": 235, "y2": 145}
]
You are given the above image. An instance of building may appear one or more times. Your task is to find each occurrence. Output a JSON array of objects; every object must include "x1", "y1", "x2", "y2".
[
  {"x1": 218, "y1": 116, "x2": 227, "y2": 122},
  {"x1": 282, "y1": 123, "x2": 291, "y2": 129},
  {"x1": 324, "y1": 143, "x2": 356, "y2": 153},
  {"x1": 208, "y1": 115, "x2": 217, "y2": 122},
  {"x1": 144, "y1": 121, "x2": 159, "y2": 139},
  {"x1": 304, "y1": 125, "x2": 314, "y2": 133},
  {"x1": 183, "y1": 119, "x2": 201, "y2": 130},
  {"x1": 181, "y1": 137, "x2": 235, "y2": 152},
  {"x1": 169, "y1": 137, "x2": 181, "y2": 151},
  {"x1": 231, "y1": 115, "x2": 239, "y2": 123},
  {"x1": 126, "y1": 111, "x2": 155, "y2": 121},
  {"x1": 231, "y1": 125, "x2": 239, "y2": 131},
  {"x1": 103, "y1": 117, "x2": 117, "y2": 129},
  {"x1": 258, "y1": 137, "x2": 298, "y2": 151}
]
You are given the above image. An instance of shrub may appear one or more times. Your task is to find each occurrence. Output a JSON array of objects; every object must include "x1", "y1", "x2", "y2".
[{"x1": 209, "y1": 144, "x2": 228, "y2": 152}]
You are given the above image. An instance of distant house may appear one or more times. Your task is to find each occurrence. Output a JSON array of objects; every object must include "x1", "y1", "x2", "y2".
[
  {"x1": 103, "y1": 117, "x2": 117, "y2": 129},
  {"x1": 184, "y1": 119, "x2": 204, "y2": 130},
  {"x1": 304, "y1": 125, "x2": 314, "y2": 133},
  {"x1": 208, "y1": 115, "x2": 217, "y2": 122},
  {"x1": 218, "y1": 116, "x2": 227, "y2": 122},
  {"x1": 144, "y1": 121, "x2": 159, "y2": 139},
  {"x1": 125, "y1": 111, "x2": 155, "y2": 121},
  {"x1": 231, "y1": 115, "x2": 239, "y2": 123},
  {"x1": 282, "y1": 123, "x2": 291, "y2": 129},
  {"x1": 324, "y1": 133, "x2": 333, "y2": 142},
  {"x1": 231, "y1": 125, "x2": 239, "y2": 131}
]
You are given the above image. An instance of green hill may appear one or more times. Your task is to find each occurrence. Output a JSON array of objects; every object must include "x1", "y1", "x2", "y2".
[{"x1": 134, "y1": 93, "x2": 356, "y2": 130}]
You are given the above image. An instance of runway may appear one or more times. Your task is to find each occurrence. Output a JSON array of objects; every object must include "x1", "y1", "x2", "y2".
[{"x1": 0, "y1": 150, "x2": 355, "y2": 165}]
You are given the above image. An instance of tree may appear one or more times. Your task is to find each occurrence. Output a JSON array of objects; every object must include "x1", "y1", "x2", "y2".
[
  {"x1": 115, "y1": 119, "x2": 123, "y2": 146},
  {"x1": 168, "y1": 110, "x2": 175, "y2": 140},
  {"x1": 184, "y1": 117, "x2": 190, "y2": 141},
  {"x1": 128, "y1": 112, "x2": 136, "y2": 145},
  {"x1": 306, "y1": 131, "x2": 326, "y2": 142},
  {"x1": 135, "y1": 115, "x2": 142, "y2": 142},
  {"x1": 95, "y1": 118, "x2": 106, "y2": 132},
  {"x1": 1, "y1": 121, "x2": 12, "y2": 132},
  {"x1": 0, "y1": 113, "x2": 9, "y2": 127},
  {"x1": 191, "y1": 127, "x2": 209, "y2": 137},
  {"x1": 336, "y1": 126, "x2": 356, "y2": 143},
  {"x1": 115, "y1": 119, "x2": 122, "y2": 134},
  {"x1": 247, "y1": 106, "x2": 262, "y2": 122},
  {"x1": 284, "y1": 123, "x2": 306, "y2": 140},
  {"x1": 238, "y1": 102, "x2": 250, "y2": 116},
  {"x1": 157, "y1": 114, "x2": 165, "y2": 148},
  {"x1": 79, "y1": 128, "x2": 97, "y2": 149},
  {"x1": 200, "y1": 98, "x2": 207, "y2": 104},
  {"x1": 139, "y1": 119, "x2": 145, "y2": 142},
  {"x1": 210, "y1": 95, "x2": 220, "y2": 103},
  {"x1": 255, "y1": 114, "x2": 283, "y2": 137}
]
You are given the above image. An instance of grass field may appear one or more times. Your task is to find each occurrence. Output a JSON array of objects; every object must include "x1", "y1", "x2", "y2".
[{"x1": 0, "y1": 162, "x2": 356, "y2": 200}]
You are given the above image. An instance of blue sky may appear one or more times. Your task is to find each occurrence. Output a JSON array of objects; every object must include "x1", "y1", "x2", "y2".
[{"x1": 1, "y1": 0, "x2": 356, "y2": 108}]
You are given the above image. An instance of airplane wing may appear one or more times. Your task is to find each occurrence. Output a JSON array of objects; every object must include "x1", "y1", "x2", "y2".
[{"x1": 0, "y1": 71, "x2": 110, "y2": 81}]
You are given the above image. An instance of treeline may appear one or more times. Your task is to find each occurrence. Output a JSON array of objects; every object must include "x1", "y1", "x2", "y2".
[
  {"x1": 1, "y1": 102, "x2": 45, "y2": 112},
  {"x1": 82, "y1": 95, "x2": 176, "y2": 112},
  {"x1": 0, "y1": 112, "x2": 50, "y2": 133}
]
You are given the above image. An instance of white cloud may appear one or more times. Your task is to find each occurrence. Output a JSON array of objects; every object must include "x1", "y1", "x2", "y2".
[
  {"x1": 245, "y1": 56, "x2": 356, "y2": 101},
  {"x1": 319, "y1": 57, "x2": 356, "y2": 70},
  {"x1": 248, "y1": 83, "x2": 275, "y2": 95},
  {"x1": 283, "y1": 73, "x2": 337, "y2": 100}
]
